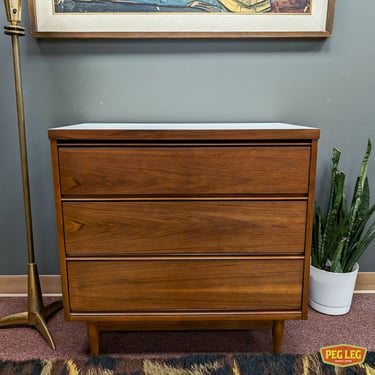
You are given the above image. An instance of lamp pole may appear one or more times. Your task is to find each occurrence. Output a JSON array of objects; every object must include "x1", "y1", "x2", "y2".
[{"x1": 0, "y1": 0, "x2": 63, "y2": 350}]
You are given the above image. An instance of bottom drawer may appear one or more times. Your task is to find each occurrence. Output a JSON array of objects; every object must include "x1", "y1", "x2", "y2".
[{"x1": 67, "y1": 258, "x2": 304, "y2": 313}]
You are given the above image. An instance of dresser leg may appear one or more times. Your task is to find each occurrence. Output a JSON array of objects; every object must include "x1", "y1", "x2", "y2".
[
  {"x1": 272, "y1": 320, "x2": 284, "y2": 355},
  {"x1": 87, "y1": 321, "x2": 100, "y2": 355}
]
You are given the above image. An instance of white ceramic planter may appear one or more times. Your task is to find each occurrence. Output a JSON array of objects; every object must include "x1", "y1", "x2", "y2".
[{"x1": 309, "y1": 263, "x2": 359, "y2": 315}]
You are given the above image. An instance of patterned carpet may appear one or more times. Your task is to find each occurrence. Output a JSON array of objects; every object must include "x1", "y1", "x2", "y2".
[{"x1": 1, "y1": 352, "x2": 375, "y2": 375}]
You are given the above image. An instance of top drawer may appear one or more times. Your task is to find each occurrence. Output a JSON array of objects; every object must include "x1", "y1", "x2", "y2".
[{"x1": 58, "y1": 145, "x2": 311, "y2": 196}]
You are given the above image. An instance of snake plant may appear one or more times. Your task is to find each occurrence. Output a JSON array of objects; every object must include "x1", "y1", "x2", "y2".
[{"x1": 312, "y1": 139, "x2": 375, "y2": 273}]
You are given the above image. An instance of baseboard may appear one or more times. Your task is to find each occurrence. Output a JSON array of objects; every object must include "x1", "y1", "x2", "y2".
[
  {"x1": 0, "y1": 275, "x2": 62, "y2": 296},
  {"x1": 354, "y1": 272, "x2": 375, "y2": 293},
  {"x1": 0, "y1": 272, "x2": 374, "y2": 296}
]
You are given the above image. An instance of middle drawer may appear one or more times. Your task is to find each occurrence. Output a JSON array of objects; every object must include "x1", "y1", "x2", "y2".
[{"x1": 63, "y1": 201, "x2": 307, "y2": 256}]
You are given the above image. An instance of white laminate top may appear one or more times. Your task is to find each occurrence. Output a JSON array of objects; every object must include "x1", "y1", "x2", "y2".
[{"x1": 50, "y1": 123, "x2": 318, "y2": 131}]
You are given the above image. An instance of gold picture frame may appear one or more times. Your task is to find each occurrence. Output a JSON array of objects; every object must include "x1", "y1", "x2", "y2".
[{"x1": 28, "y1": 0, "x2": 335, "y2": 38}]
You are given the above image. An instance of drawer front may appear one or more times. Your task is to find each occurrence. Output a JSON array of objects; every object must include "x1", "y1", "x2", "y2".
[
  {"x1": 67, "y1": 259, "x2": 304, "y2": 313},
  {"x1": 58, "y1": 146, "x2": 311, "y2": 196},
  {"x1": 63, "y1": 201, "x2": 307, "y2": 256}
]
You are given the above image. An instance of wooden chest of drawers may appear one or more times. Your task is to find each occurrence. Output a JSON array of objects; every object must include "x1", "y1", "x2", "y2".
[{"x1": 49, "y1": 123, "x2": 319, "y2": 355}]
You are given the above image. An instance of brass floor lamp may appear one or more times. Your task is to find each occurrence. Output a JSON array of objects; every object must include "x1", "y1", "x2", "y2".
[{"x1": 0, "y1": 0, "x2": 63, "y2": 350}]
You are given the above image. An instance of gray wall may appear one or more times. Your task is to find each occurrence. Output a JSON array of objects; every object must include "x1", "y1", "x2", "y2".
[{"x1": 0, "y1": 1, "x2": 374, "y2": 274}]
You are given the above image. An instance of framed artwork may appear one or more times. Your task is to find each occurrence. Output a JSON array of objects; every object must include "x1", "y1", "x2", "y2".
[{"x1": 28, "y1": 0, "x2": 335, "y2": 38}]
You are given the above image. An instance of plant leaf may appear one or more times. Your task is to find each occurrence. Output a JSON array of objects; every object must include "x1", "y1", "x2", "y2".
[
  {"x1": 330, "y1": 237, "x2": 346, "y2": 272},
  {"x1": 344, "y1": 215, "x2": 375, "y2": 272},
  {"x1": 312, "y1": 139, "x2": 375, "y2": 273}
]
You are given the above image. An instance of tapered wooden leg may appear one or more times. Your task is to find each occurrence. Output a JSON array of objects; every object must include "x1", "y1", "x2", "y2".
[
  {"x1": 87, "y1": 321, "x2": 99, "y2": 355},
  {"x1": 272, "y1": 320, "x2": 284, "y2": 354}
]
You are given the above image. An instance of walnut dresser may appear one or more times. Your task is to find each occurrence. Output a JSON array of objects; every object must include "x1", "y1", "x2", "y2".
[{"x1": 48, "y1": 123, "x2": 319, "y2": 355}]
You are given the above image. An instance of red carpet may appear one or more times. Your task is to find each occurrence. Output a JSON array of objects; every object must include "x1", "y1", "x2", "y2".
[{"x1": 0, "y1": 294, "x2": 374, "y2": 361}]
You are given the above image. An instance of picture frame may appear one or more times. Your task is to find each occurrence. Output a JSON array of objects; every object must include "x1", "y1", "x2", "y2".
[{"x1": 28, "y1": 0, "x2": 335, "y2": 38}]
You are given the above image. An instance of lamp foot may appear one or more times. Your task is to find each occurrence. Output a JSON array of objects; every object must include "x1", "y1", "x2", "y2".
[{"x1": 0, "y1": 263, "x2": 63, "y2": 350}]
